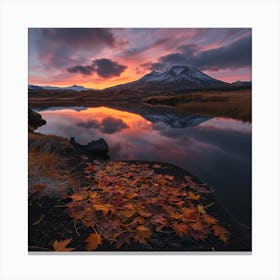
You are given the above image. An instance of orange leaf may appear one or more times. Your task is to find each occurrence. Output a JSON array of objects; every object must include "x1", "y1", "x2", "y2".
[
  {"x1": 126, "y1": 192, "x2": 138, "y2": 199},
  {"x1": 203, "y1": 214, "x2": 218, "y2": 225},
  {"x1": 151, "y1": 214, "x2": 167, "y2": 225},
  {"x1": 190, "y1": 221, "x2": 204, "y2": 231},
  {"x1": 53, "y1": 238, "x2": 74, "y2": 251},
  {"x1": 94, "y1": 204, "x2": 111, "y2": 215},
  {"x1": 188, "y1": 191, "x2": 200, "y2": 200},
  {"x1": 136, "y1": 207, "x2": 152, "y2": 218},
  {"x1": 171, "y1": 223, "x2": 189, "y2": 237},
  {"x1": 212, "y1": 225, "x2": 230, "y2": 244},
  {"x1": 135, "y1": 226, "x2": 152, "y2": 244},
  {"x1": 86, "y1": 233, "x2": 102, "y2": 250},
  {"x1": 165, "y1": 175, "x2": 174, "y2": 181},
  {"x1": 86, "y1": 164, "x2": 94, "y2": 172},
  {"x1": 152, "y1": 164, "x2": 161, "y2": 169},
  {"x1": 69, "y1": 193, "x2": 85, "y2": 201}
]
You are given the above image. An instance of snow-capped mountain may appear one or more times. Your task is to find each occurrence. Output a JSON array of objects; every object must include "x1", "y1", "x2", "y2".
[
  {"x1": 143, "y1": 113, "x2": 211, "y2": 128},
  {"x1": 28, "y1": 84, "x2": 94, "y2": 92},
  {"x1": 105, "y1": 65, "x2": 230, "y2": 93}
]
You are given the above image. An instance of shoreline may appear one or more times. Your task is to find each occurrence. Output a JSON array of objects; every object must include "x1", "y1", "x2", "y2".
[{"x1": 28, "y1": 109, "x2": 251, "y2": 251}]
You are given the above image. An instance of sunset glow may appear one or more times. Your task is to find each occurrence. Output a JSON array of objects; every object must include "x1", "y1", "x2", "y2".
[{"x1": 29, "y1": 28, "x2": 252, "y2": 89}]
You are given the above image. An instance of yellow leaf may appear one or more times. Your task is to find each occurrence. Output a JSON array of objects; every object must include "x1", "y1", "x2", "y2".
[{"x1": 197, "y1": 204, "x2": 206, "y2": 214}]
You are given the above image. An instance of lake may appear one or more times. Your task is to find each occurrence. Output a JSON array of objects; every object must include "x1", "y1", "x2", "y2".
[{"x1": 35, "y1": 104, "x2": 251, "y2": 226}]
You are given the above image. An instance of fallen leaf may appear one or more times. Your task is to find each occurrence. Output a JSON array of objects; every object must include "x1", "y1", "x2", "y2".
[
  {"x1": 152, "y1": 164, "x2": 161, "y2": 169},
  {"x1": 53, "y1": 238, "x2": 74, "y2": 251},
  {"x1": 212, "y1": 225, "x2": 230, "y2": 244},
  {"x1": 86, "y1": 164, "x2": 94, "y2": 172},
  {"x1": 188, "y1": 191, "x2": 200, "y2": 200},
  {"x1": 151, "y1": 214, "x2": 167, "y2": 225},
  {"x1": 188, "y1": 230, "x2": 208, "y2": 241},
  {"x1": 203, "y1": 214, "x2": 218, "y2": 225},
  {"x1": 190, "y1": 221, "x2": 204, "y2": 231},
  {"x1": 69, "y1": 193, "x2": 85, "y2": 201},
  {"x1": 171, "y1": 223, "x2": 189, "y2": 237},
  {"x1": 86, "y1": 233, "x2": 102, "y2": 250},
  {"x1": 197, "y1": 204, "x2": 206, "y2": 215},
  {"x1": 135, "y1": 226, "x2": 152, "y2": 244},
  {"x1": 94, "y1": 204, "x2": 111, "y2": 215}
]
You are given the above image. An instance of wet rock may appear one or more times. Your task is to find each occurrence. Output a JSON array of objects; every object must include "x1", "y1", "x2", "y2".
[
  {"x1": 85, "y1": 138, "x2": 109, "y2": 159},
  {"x1": 28, "y1": 108, "x2": 46, "y2": 131}
]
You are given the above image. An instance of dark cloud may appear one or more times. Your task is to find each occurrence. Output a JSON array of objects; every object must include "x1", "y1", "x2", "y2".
[
  {"x1": 67, "y1": 58, "x2": 127, "y2": 78},
  {"x1": 177, "y1": 44, "x2": 199, "y2": 56},
  {"x1": 93, "y1": 58, "x2": 127, "y2": 78},
  {"x1": 41, "y1": 28, "x2": 116, "y2": 48},
  {"x1": 100, "y1": 117, "x2": 128, "y2": 134},
  {"x1": 150, "y1": 62, "x2": 166, "y2": 72},
  {"x1": 121, "y1": 38, "x2": 169, "y2": 57},
  {"x1": 158, "y1": 35, "x2": 252, "y2": 71},
  {"x1": 135, "y1": 61, "x2": 167, "y2": 74},
  {"x1": 68, "y1": 65, "x2": 95, "y2": 75},
  {"x1": 76, "y1": 117, "x2": 128, "y2": 134}
]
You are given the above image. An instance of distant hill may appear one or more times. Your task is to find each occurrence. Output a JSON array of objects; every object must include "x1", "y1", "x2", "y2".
[
  {"x1": 28, "y1": 84, "x2": 96, "y2": 92},
  {"x1": 28, "y1": 66, "x2": 251, "y2": 99}
]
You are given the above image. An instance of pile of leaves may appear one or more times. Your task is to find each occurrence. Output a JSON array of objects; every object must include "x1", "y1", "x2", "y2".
[{"x1": 53, "y1": 161, "x2": 230, "y2": 251}]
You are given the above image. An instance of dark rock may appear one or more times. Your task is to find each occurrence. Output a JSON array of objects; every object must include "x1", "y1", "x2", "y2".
[
  {"x1": 85, "y1": 138, "x2": 109, "y2": 159},
  {"x1": 28, "y1": 108, "x2": 46, "y2": 131}
]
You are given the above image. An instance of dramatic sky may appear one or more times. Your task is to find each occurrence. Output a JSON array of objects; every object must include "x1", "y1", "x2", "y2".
[{"x1": 28, "y1": 28, "x2": 252, "y2": 89}]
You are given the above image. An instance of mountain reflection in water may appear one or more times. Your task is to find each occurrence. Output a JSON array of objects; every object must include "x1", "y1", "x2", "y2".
[{"x1": 36, "y1": 106, "x2": 251, "y2": 225}]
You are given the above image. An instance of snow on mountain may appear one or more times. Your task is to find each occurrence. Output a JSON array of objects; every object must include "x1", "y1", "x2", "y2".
[
  {"x1": 105, "y1": 65, "x2": 230, "y2": 93},
  {"x1": 144, "y1": 113, "x2": 211, "y2": 128}
]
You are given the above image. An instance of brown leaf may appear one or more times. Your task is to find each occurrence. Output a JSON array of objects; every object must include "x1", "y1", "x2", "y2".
[
  {"x1": 86, "y1": 164, "x2": 94, "y2": 172},
  {"x1": 86, "y1": 233, "x2": 102, "y2": 250},
  {"x1": 188, "y1": 230, "x2": 208, "y2": 241},
  {"x1": 94, "y1": 204, "x2": 111, "y2": 215},
  {"x1": 135, "y1": 226, "x2": 152, "y2": 244},
  {"x1": 69, "y1": 193, "x2": 85, "y2": 201},
  {"x1": 33, "y1": 183, "x2": 46, "y2": 192},
  {"x1": 53, "y1": 238, "x2": 74, "y2": 251},
  {"x1": 203, "y1": 214, "x2": 218, "y2": 225},
  {"x1": 212, "y1": 225, "x2": 230, "y2": 244},
  {"x1": 190, "y1": 221, "x2": 204, "y2": 231},
  {"x1": 151, "y1": 214, "x2": 167, "y2": 225},
  {"x1": 152, "y1": 164, "x2": 162, "y2": 169},
  {"x1": 171, "y1": 223, "x2": 189, "y2": 237},
  {"x1": 136, "y1": 207, "x2": 152, "y2": 218}
]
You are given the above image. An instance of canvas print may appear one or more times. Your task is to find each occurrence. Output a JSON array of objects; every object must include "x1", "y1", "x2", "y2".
[{"x1": 28, "y1": 28, "x2": 252, "y2": 252}]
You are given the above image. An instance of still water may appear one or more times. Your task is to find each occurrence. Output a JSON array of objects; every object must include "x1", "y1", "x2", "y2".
[{"x1": 36, "y1": 105, "x2": 251, "y2": 225}]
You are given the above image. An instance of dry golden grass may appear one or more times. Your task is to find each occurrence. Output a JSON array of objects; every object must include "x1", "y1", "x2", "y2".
[
  {"x1": 144, "y1": 90, "x2": 252, "y2": 122},
  {"x1": 28, "y1": 132, "x2": 77, "y2": 197}
]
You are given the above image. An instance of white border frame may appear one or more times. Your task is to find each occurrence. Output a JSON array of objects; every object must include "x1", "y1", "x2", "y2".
[{"x1": 1, "y1": 0, "x2": 280, "y2": 279}]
